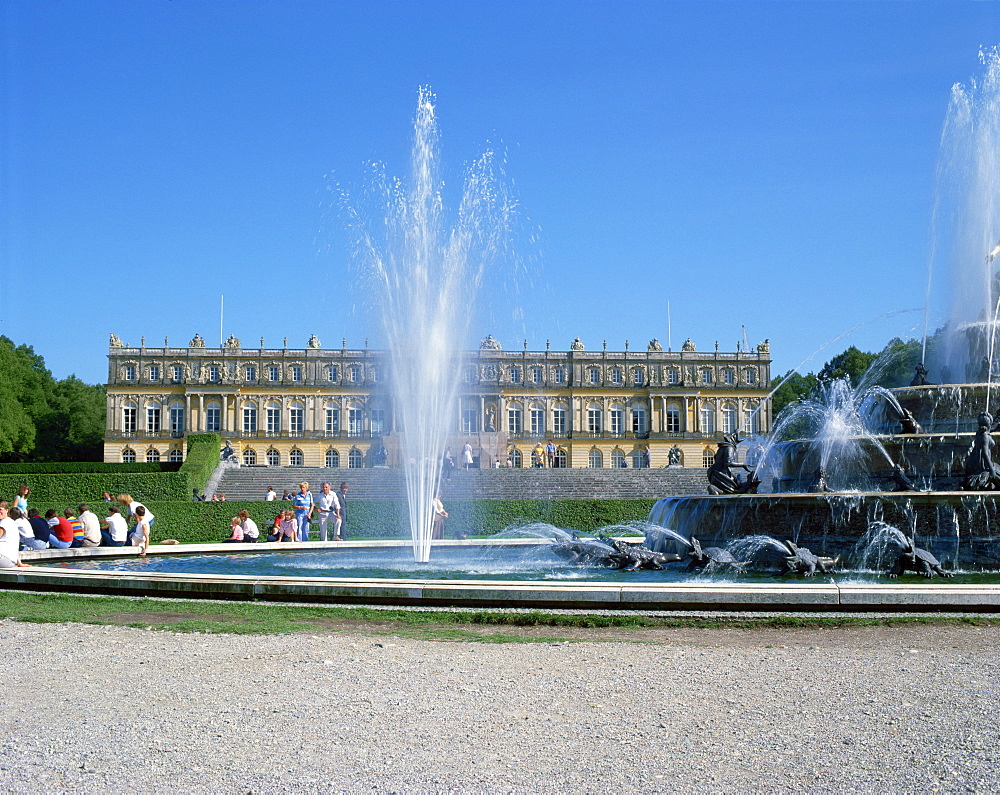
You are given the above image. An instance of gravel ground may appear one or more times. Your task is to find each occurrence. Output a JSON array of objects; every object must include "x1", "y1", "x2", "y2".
[{"x1": 1, "y1": 619, "x2": 998, "y2": 793}]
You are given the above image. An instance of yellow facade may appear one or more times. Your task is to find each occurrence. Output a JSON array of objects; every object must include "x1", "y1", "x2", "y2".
[{"x1": 103, "y1": 333, "x2": 772, "y2": 469}]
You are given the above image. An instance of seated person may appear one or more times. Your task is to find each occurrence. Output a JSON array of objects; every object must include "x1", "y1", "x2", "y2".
[
  {"x1": 267, "y1": 509, "x2": 297, "y2": 542},
  {"x1": 64, "y1": 509, "x2": 86, "y2": 548},
  {"x1": 223, "y1": 516, "x2": 244, "y2": 543},
  {"x1": 12, "y1": 508, "x2": 46, "y2": 550},
  {"x1": 238, "y1": 510, "x2": 259, "y2": 543},
  {"x1": 46, "y1": 509, "x2": 73, "y2": 549},
  {"x1": 101, "y1": 506, "x2": 128, "y2": 547},
  {"x1": 26, "y1": 509, "x2": 51, "y2": 548}
]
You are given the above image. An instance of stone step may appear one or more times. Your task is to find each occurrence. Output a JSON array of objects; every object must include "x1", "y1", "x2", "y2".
[{"x1": 213, "y1": 466, "x2": 709, "y2": 501}]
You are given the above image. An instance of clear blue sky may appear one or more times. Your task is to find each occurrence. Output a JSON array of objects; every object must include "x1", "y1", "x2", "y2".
[{"x1": 4, "y1": 1, "x2": 999, "y2": 385}]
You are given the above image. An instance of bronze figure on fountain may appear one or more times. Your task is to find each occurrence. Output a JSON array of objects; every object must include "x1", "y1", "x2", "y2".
[{"x1": 707, "y1": 432, "x2": 760, "y2": 495}]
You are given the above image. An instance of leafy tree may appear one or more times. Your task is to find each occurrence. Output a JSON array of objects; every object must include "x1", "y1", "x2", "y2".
[
  {"x1": 770, "y1": 370, "x2": 818, "y2": 417},
  {"x1": 817, "y1": 346, "x2": 878, "y2": 386}
]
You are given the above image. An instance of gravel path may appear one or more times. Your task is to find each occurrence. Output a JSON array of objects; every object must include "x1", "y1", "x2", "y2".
[{"x1": 2, "y1": 620, "x2": 998, "y2": 793}]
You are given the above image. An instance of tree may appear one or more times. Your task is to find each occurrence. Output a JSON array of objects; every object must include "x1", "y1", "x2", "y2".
[{"x1": 817, "y1": 346, "x2": 878, "y2": 386}]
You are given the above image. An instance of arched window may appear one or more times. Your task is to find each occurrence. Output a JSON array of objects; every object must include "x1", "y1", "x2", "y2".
[
  {"x1": 529, "y1": 402, "x2": 545, "y2": 436},
  {"x1": 146, "y1": 448, "x2": 160, "y2": 463},
  {"x1": 508, "y1": 447, "x2": 523, "y2": 468},
  {"x1": 169, "y1": 401, "x2": 185, "y2": 436},
  {"x1": 744, "y1": 403, "x2": 760, "y2": 434},
  {"x1": 325, "y1": 448, "x2": 340, "y2": 468},
  {"x1": 347, "y1": 401, "x2": 364, "y2": 436},
  {"x1": 168, "y1": 449, "x2": 183, "y2": 463},
  {"x1": 242, "y1": 401, "x2": 258, "y2": 434},
  {"x1": 609, "y1": 403, "x2": 625, "y2": 435},
  {"x1": 507, "y1": 402, "x2": 523, "y2": 435},
  {"x1": 145, "y1": 401, "x2": 162, "y2": 433},
  {"x1": 552, "y1": 402, "x2": 568, "y2": 435},
  {"x1": 632, "y1": 403, "x2": 648, "y2": 435},
  {"x1": 122, "y1": 401, "x2": 137, "y2": 434},
  {"x1": 289, "y1": 449, "x2": 304, "y2": 466},
  {"x1": 611, "y1": 448, "x2": 626, "y2": 468},
  {"x1": 631, "y1": 448, "x2": 648, "y2": 469},
  {"x1": 554, "y1": 448, "x2": 568, "y2": 468},
  {"x1": 722, "y1": 402, "x2": 738, "y2": 434},
  {"x1": 700, "y1": 404, "x2": 715, "y2": 434},
  {"x1": 288, "y1": 401, "x2": 305, "y2": 435},
  {"x1": 243, "y1": 448, "x2": 257, "y2": 466},
  {"x1": 324, "y1": 404, "x2": 340, "y2": 435},
  {"x1": 702, "y1": 448, "x2": 716, "y2": 468},
  {"x1": 205, "y1": 400, "x2": 221, "y2": 433},
  {"x1": 666, "y1": 402, "x2": 681, "y2": 434},
  {"x1": 348, "y1": 448, "x2": 363, "y2": 468},
  {"x1": 121, "y1": 448, "x2": 136, "y2": 463},
  {"x1": 266, "y1": 401, "x2": 281, "y2": 435},
  {"x1": 588, "y1": 448, "x2": 603, "y2": 469},
  {"x1": 266, "y1": 449, "x2": 280, "y2": 466},
  {"x1": 587, "y1": 403, "x2": 602, "y2": 434}
]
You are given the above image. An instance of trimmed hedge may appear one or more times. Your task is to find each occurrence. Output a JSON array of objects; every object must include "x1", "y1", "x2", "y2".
[
  {"x1": 72, "y1": 498, "x2": 659, "y2": 545},
  {"x1": 0, "y1": 433, "x2": 221, "y2": 509}
]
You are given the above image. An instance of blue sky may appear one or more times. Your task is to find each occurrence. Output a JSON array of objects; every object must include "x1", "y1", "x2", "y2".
[{"x1": 4, "y1": 1, "x2": 1000, "y2": 384}]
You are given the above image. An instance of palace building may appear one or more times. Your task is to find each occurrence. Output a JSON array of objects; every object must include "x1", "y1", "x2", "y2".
[{"x1": 103, "y1": 332, "x2": 772, "y2": 469}]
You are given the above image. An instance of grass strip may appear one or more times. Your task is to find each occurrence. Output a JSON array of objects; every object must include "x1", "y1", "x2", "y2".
[{"x1": 0, "y1": 591, "x2": 997, "y2": 640}]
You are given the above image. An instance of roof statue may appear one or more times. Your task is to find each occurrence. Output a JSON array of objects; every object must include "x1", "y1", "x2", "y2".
[
  {"x1": 682, "y1": 338, "x2": 697, "y2": 352},
  {"x1": 109, "y1": 332, "x2": 124, "y2": 348},
  {"x1": 189, "y1": 333, "x2": 206, "y2": 348},
  {"x1": 224, "y1": 334, "x2": 241, "y2": 349},
  {"x1": 647, "y1": 338, "x2": 662, "y2": 352},
  {"x1": 479, "y1": 334, "x2": 502, "y2": 351},
  {"x1": 308, "y1": 334, "x2": 322, "y2": 349},
  {"x1": 757, "y1": 339, "x2": 770, "y2": 354},
  {"x1": 570, "y1": 337, "x2": 585, "y2": 351}
]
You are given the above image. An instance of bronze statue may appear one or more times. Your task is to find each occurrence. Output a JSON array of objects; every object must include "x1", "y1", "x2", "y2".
[{"x1": 707, "y1": 432, "x2": 759, "y2": 495}]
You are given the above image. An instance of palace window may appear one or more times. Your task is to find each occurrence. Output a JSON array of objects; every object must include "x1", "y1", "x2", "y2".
[
  {"x1": 703, "y1": 448, "x2": 716, "y2": 468},
  {"x1": 289, "y1": 449, "x2": 304, "y2": 466},
  {"x1": 325, "y1": 407, "x2": 339, "y2": 435},
  {"x1": 531, "y1": 366, "x2": 543, "y2": 384},
  {"x1": 667, "y1": 368, "x2": 679, "y2": 385},
  {"x1": 610, "y1": 368, "x2": 623, "y2": 385},
  {"x1": 553, "y1": 367, "x2": 566, "y2": 384},
  {"x1": 124, "y1": 365, "x2": 136, "y2": 381},
  {"x1": 611, "y1": 448, "x2": 626, "y2": 468},
  {"x1": 631, "y1": 448, "x2": 648, "y2": 469},
  {"x1": 146, "y1": 448, "x2": 160, "y2": 463},
  {"x1": 266, "y1": 403, "x2": 281, "y2": 434},
  {"x1": 609, "y1": 406, "x2": 624, "y2": 435},
  {"x1": 744, "y1": 368, "x2": 758, "y2": 385},
  {"x1": 552, "y1": 405, "x2": 567, "y2": 435},
  {"x1": 349, "y1": 365, "x2": 361, "y2": 383},
  {"x1": 744, "y1": 405, "x2": 760, "y2": 434},
  {"x1": 553, "y1": 448, "x2": 567, "y2": 468},
  {"x1": 370, "y1": 366, "x2": 379, "y2": 383},
  {"x1": 327, "y1": 365, "x2": 339, "y2": 382},
  {"x1": 632, "y1": 367, "x2": 644, "y2": 386},
  {"x1": 291, "y1": 366, "x2": 302, "y2": 382},
  {"x1": 508, "y1": 448, "x2": 523, "y2": 468},
  {"x1": 122, "y1": 403, "x2": 137, "y2": 434},
  {"x1": 169, "y1": 402, "x2": 185, "y2": 435},
  {"x1": 588, "y1": 367, "x2": 600, "y2": 385},
  {"x1": 508, "y1": 404, "x2": 523, "y2": 435},
  {"x1": 266, "y1": 449, "x2": 280, "y2": 466},
  {"x1": 146, "y1": 403, "x2": 161, "y2": 433},
  {"x1": 206, "y1": 402, "x2": 221, "y2": 433},
  {"x1": 632, "y1": 403, "x2": 648, "y2": 434},
  {"x1": 509, "y1": 366, "x2": 521, "y2": 384},
  {"x1": 168, "y1": 449, "x2": 183, "y2": 463},
  {"x1": 462, "y1": 408, "x2": 478, "y2": 434},
  {"x1": 242, "y1": 404, "x2": 258, "y2": 434},
  {"x1": 172, "y1": 365, "x2": 183, "y2": 382},
  {"x1": 269, "y1": 366, "x2": 280, "y2": 382},
  {"x1": 121, "y1": 448, "x2": 136, "y2": 463},
  {"x1": 722, "y1": 402, "x2": 738, "y2": 434},
  {"x1": 723, "y1": 369, "x2": 735, "y2": 385},
  {"x1": 348, "y1": 449, "x2": 363, "y2": 468},
  {"x1": 587, "y1": 405, "x2": 602, "y2": 434},
  {"x1": 245, "y1": 365, "x2": 256, "y2": 382},
  {"x1": 289, "y1": 404, "x2": 304, "y2": 434},
  {"x1": 701, "y1": 369, "x2": 712, "y2": 385},
  {"x1": 588, "y1": 448, "x2": 603, "y2": 469},
  {"x1": 347, "y1": 405, "x2": 364, "y2": 436},
  {"x1": 149, "y1": 365, "x2": 160, "y2": 381},
  {"x1": 325, "y1": 448, "x2": 340, "y2": 468},
  {"x1": 243, "y1": 448, "x2": 256, "y2": 466},
  {"x1": 529, "y1": 404, "x2": 545, "y2": 436},
  {"x1": 464, "y1": 364, "x2": 478, "y2": 383},
  {"x1": 666, "y1": 403, "x2": 681, "y2": 433},
  {"x1": 370, "y1": 408, "x2": 386, "y2": 436},
  {"x1": 208, "y1": 365, "x2": 220, "y2": 383},
  {"x1": 700, "y1": 404, "x2": 715, "y2": 434}
]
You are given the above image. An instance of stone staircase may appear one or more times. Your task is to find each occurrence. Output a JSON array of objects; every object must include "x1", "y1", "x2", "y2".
[{"x1": 213, "y1": 466, "x2": 708, "y2": 501}]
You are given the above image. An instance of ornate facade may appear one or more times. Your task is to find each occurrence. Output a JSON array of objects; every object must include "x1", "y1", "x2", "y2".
[{"x1": 104, "y1": 333, "x2": 772, "y2": 469}]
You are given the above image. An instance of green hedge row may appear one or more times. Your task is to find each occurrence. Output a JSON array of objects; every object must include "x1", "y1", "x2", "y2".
[
  {"x1": 0, "y1": 462, "x2": 181, "y2": 475},
  {"x1": 0, "y1": 433, "x2": 222, "y2": 508},
  {"x1": 64, "y1": 498, "x2": 659, "y2": 545}
]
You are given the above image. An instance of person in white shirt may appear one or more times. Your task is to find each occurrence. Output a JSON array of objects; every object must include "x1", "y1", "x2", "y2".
[
  {"x1": 265, "y1": 487, "x2": 277, "y2": 502},
  {"x1": 129, "y1": 506, "x2": 151, "y2": 556},
  {"x1": 12, "y1": 507, "x2": 45, "y2": 550},
  {"x1": 315, "y1": 482, "x2": 341, "y2": 542},
  {"x1": 101, "y1": 505, "x2": 129, "y2": 546},
  {"x1": 238, "y1": 510, "x2": 259, "y2": 543},
  {"x1": 0, "y1": 502, "x2": 28, "y2": 568},
  {"x1": 78, "y1": 504, "x2": 102, "y2": 547}
]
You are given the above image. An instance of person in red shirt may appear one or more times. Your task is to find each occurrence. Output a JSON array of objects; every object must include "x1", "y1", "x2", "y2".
[{"x1": 45, "y1": 509, "x2": 73, "y2": 549}]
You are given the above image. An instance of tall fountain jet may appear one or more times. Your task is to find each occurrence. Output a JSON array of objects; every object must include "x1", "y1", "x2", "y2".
[
  {"x1": 347, "y1": 88, "x2": 514, "y2": 562},
  {"x1": 935, "y1": 47, "x2": 1000, "y2": 383}
]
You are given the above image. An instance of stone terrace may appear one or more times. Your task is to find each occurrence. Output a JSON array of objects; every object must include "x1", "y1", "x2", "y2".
[{"x1": 214, "y1": 466, "x2": 708, "y2": 501}]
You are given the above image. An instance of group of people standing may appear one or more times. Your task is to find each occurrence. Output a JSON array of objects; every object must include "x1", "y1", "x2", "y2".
[{"x1": 254, "y1": 481, "x2": 349, "y2": 543}]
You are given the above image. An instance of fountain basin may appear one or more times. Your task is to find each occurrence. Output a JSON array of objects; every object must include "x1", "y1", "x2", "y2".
[{"x1": 4, "y1": 539, "x2": 1000, "y2": 612}]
